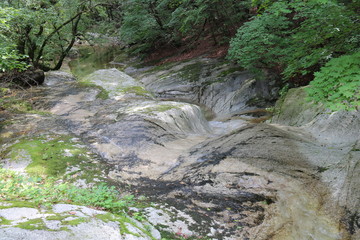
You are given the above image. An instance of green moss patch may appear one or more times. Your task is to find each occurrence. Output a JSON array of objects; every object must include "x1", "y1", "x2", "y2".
[
  {"x1": 143, "y1": 61, "x2": 178, "y2": 74},
  {"x1": 95, "y1": 213, "x2": 117, "y2": 222},
  {"x1": 119, "y1": 86, "x2": 152, "y2": 98},
  {"x1": 78, "y1": 82, "x2": 109, "y2": 100},
  {"x1": 9, "y1": 135, "x2": 88, "y2": 177},
  {"x1": 16, "y1": 218, "x2": 48, "y2": 230},
  {"x1": 0, "y1": 89, "x2": 50, "y2": 115},
  {"x1": 0, "y1": 201, "x2": 37, "y2": 209},
  {"x1": 62, "y1": 217, "x2": 89, "y2": 226},
  {"x1": 132, "y1": 104, "x2": 182, "y2": 116},
  {"x1": 46, "y1": 214, "x2": 72, "y2": 221},
  {"x1": 217, "y1": 66, "x2": 244, "y2": 78},
  {"x1": 0, "y1": 216, "x2": 12, "y2": 225},
  {"x1": 178, "y1": 63, "x2": 202, "y2": 82},
  {"x1": 145, "y1": 104, "x2": 180, "y2": 113},
  {"x1": 95, "y1": 213, "x2": 156, "y2": 239},
  {"x1": 3, "y1": 134, "x2": 110, "y2": 184}
]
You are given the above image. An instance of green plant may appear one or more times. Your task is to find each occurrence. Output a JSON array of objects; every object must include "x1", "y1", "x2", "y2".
[
  {"x1": 0, "y1": 46, "x2": 29, "y2": 72},
  {"x1": 119, "y1": 0, "x2": 251, "y2": 54},
  {"x1": 228, "y1": 0, "x2": 359, "y2": 85},
  {"x1": 132, "y1": 211, "x2": 146, "y2": 222},
  {"x1": 306, "y1": 52, "x2": 360, "y2": 111},
  {"x1": 0, "y1": 169, "x2": 135, "y2": 213}
]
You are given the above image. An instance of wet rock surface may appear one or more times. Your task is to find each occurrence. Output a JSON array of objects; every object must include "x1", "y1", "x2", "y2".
[{"x1": 0, "y1": 57, "x2": 359, "y2": 240}]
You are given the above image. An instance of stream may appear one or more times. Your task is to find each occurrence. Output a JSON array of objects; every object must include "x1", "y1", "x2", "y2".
[{"x1": 1, "y1": 46, "x2": 359, "y2": 239}]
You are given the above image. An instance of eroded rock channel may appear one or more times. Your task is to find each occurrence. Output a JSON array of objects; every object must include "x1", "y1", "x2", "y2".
[{"x1": 1, "y1": 51, "x2": 359, "y2": 240}]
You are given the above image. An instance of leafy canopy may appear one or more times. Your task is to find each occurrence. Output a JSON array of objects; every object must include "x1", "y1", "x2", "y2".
[
  {"x1": 0, "y1": 0, "x2": 105, "y2": 71},
  {"x1": 228, "y1": 0, "x2": 360, "y2": 83},
  {"x1": 119, "y1": 0, "x2": 251, "y2": 53}
]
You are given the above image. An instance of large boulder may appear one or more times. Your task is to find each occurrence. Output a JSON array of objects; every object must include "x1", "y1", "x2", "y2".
[
  {"x1": 270, "y1": 87, "x2": 360, "y2": 239},
  {"x1": 131, "y1": 58, "x2": 279, "y2": 118}
]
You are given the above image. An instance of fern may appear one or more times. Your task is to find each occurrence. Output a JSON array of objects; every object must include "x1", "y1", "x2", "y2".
[{"x1": 306, "y1": 52, "x2": 360, "y2": 111}]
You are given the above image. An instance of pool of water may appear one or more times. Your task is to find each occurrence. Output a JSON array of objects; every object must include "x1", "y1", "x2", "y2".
[{"x1": 68, "y1": 46, "x2": 126, "y2": 79}]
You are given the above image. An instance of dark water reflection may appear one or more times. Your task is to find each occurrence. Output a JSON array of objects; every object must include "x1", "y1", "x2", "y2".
[{"x1": 68, "y1": 46, "x2": 125, "y2": 79}]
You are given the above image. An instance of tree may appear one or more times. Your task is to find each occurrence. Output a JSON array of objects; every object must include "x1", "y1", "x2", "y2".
[
  {"x1": 0, "y1": 0, "x2": 96, "y2": 71},
  {"x1": 228, "y1": 0, "x2": 360, "y2": 86},
  {"x1": 119, "y1": 0, "x2": 252, "y2": 53}
]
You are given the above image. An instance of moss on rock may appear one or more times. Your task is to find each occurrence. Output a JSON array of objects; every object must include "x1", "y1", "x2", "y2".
[
  {"x1": 0, "y1": 201, "x2": 37, "y2": 210},
  {"x1": 3, "y1": 134, "x2": 108, "y2": 183},
  {"x1": 0, "y1": 216, "x2": 12, "y2": 225},
  {"x1": 119, "y1": 86, "x2": 153, "y2": 98},
  {"x1": 77, "y1": 82, "x2": 109, "y2": 100},
  {"x1": 270, "y1": 87, "x2": 325, "y2": 126},
  {"x1": 16, "y1": 218, "x2": 48, "y2": 230},
  {"x1": 178, "y1": 62, "x2": 202, "y2": 82},
  {"x1": 8, "y1": 135, "x2": 87, "y2": 177},
  {"x1": 129, "y1": 103, "x2": 182, "y2": 116},
  {"x1": 62, "y1": 217, "x2": 89, "y2": 226},
  {"x1": 217, "y1": 66, "x2": 245, "y2": 78}
]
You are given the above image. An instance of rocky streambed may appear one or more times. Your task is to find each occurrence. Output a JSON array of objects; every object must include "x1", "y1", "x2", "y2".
[{"x1": 0, "y1": 51, "x2": 359, "y2": 240}]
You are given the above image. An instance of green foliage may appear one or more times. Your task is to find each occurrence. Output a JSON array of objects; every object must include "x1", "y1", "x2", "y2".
[
  {"x1": 0, "y1": 0, "x2": 100, "y2": 71},
  {"x1": 306, "y1": 52, "x2": 360, "y2": 111},
  {"x1": 228, "y1": 0, "x2": 360, "y2": 83},
  {"x1": 120, "y1": 0, "x2": 251, "y2": 53},
  {"x1": 120, "y1": 0, "x2": 170, "y2": 53},
  {"x1": 0, "y1": 8, "x2": 29, "y2": 72},
  {"x1": 0, "y1": 46, "x2": 29, "y2": 72},
  {"x1": 0, "y1": 168, "x2": 135, "y2": 212},
  {"x1": 282, "y1": 1, "x2": 360, "y2": 80},
  {"x1": 228, "y1": 1, "x2": 293, "y2": 70}
]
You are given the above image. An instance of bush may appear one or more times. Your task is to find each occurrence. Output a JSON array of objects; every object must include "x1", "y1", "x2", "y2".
[
  {"x1": 306, "y1": 52, "x2": 360, "y2": 111},
  {"x1": 0, "y1": 46, "x2": 29, "y2": 72}
]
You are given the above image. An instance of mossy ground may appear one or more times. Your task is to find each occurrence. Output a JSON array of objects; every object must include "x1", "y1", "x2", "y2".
[
  {"x1": 145, "y1": 104, "x2": 180, "y2": 113},
  {"x1": 62, "y1": 217, "x2": 89, "y2": 226},
  {"x1": 143, "y1": 61, "x2": 178, "y2": 74},
  {"x1": 16, "y1": 218, "x2": 48, "y2": 230},
  {"x1": 8, "y1": 135, "x2": 88, "y2": 177},
  {"x1": 0, "y1": 216, "x2": 12, "y2": 225},
  {"x1": 178, "y1": 62, "x2": 202, "y2": 82},
  {"x1": 2, "y1": 134, "x2": 109, "y2": 184},
  {"x1": 46, "y1": 214, "x2": 73, "y2": 221},
  {"x1": 77, "y1": 82, "x2": 109, "y2": 100},
  {"x1": 118, "y1": 86, "x2": 153, "y2": 98},
  {"x1": 0, "y1": 201, "x2": 37, "y2": 209}
]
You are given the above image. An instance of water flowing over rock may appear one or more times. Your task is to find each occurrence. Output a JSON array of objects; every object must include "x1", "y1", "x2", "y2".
[{"x1": 1, "y1": 55, "x2": 359, "y2": 240}]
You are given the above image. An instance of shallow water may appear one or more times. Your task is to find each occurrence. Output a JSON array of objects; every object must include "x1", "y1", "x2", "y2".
[{"x1": 68, "y1": 46, "x2": 125, "y2": 79}]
